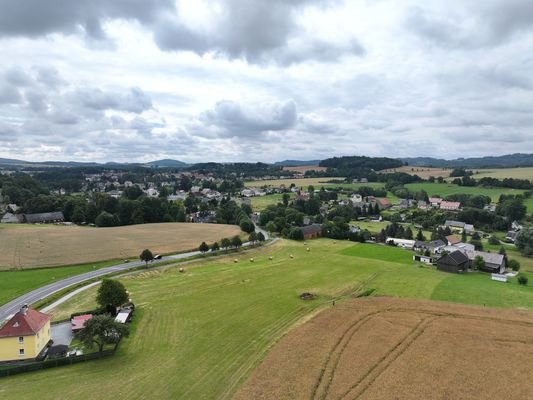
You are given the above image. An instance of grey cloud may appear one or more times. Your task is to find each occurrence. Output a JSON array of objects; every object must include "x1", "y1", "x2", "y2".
[
  {"x1": 0, "y1": 0, "x2": 175, "y2": 40},
  {"x1": 77, "y1": 87, "x2": 152, "y2": 113},
  {"x1": 4, "y1": 68, "x2": 33, "y2": 86},
  {"x1": 35, "y1": 66, "x2": 65, "y2": 89},
  {"x1": 200, "y1": 99, "x2": 297, "y2": 138},
  {"x1": 0, "y1": 83, "x2": 21, "y2": 104}
]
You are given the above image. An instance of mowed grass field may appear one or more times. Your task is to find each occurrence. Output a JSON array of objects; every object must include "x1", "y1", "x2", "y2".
[
  {"x1": 405, "y1": 182, "x2": 526, "y2": 202},
  {"x1": 248, "y1": 193, "x2": 295, "y2": 212},
  {"x1": 472, "y1": 167, "x2": 533, "y2": 181},
  {"x1": 236, "y1": 297, "x2": 533, "y2": 400},
  {"x1": 245, "y1": 177, "x2": 347, "y2": 187},
  {"x1": 4, "y1": 239, "x2": 533, "y2": 399},
  {"x1": 0, "y1": 223, "x2": 240, "y2": 270},
  {"x1": 381, "y1": 166, "x2": 453, "y2": 178}
]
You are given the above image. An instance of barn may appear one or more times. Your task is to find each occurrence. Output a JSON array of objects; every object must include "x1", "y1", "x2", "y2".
[{"x1": 436, "y1": 250, "x2": 470, "y2": 273}]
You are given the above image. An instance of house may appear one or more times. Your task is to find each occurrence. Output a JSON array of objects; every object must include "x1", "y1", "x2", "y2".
[
  {"x1": 440, "y1": 201, "x2": 461, "y2": 211},
  {"x1": 302, "y1": 224, "x2": 322, "y2": 240},
  {"x1": 429, "y1": 197, "x2": 442, "y2": 207},
  {"x1": 0, "y1": 305, "x2": 51, "y2": 362},
  {"x1": 445, "y1": 220, "x2": 474, "y2": 235},
  {"x1": 23, "y1": 212, "x2": 65, "y2": 224},
  {"x1": 436, "y1": 250, "x2": 470, "y2": 273},
  {"x1": 376, "y1": 198, "x2": 392, "y2": 210},
  {"x1": 415, "y1": 239, "x2": 446, "y2": 254},
  {"x1": 446, "y1": 235, "x2": 461, "y2": 246},
  {"x1": 506, "y1": 231, "x2": 519, "y2": 243},
  {"x1": 465, "y1": 251, "x2": 506, "y2": 274}
]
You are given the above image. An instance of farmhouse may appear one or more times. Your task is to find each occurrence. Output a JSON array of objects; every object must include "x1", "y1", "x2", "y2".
[
  {"x1": 436, "y1": 250, "x2": 470, "y2": 273},
  {"x1": 0, "y1": 306, "x2": 51, "y2": 362},
  {"x1": 466, "y1": 251, "x2": 506, "y2": 274},
  {"x1": 302, "y1": 224, "x2": 322, "y2": 240},
  {"x1": 440, "y1": 201, "x2": 461, "y2": 211},
  {"x1": 23, "y1": 212, "x2": 65, "y2": 224}
]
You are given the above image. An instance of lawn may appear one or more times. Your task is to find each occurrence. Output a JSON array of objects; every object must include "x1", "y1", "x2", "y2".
[
  {"x1": 405, "y1": 182, "x2": 526, "y2": 202},
  {"x1": 248, "y1": 193, "x2": 295, "y2": 212},
  {"x1": 0, "y1": 260, "x2": 119, "y2": 306},
  {"x1": 4, "y1": 239, "x2": 533, "y2": 399}
]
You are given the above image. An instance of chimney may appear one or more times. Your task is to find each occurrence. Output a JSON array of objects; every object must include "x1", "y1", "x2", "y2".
[{"x1": 20, "y1": 304, "x2": 28, "y2": 315}]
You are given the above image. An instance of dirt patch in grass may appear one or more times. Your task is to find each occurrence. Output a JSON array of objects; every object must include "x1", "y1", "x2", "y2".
[
  {"x1": 0, "y1": 222, "x2": 240, "y2": 269},
  {"x1": 235, "y1": 297, "x2": 533, "y2": 400}
]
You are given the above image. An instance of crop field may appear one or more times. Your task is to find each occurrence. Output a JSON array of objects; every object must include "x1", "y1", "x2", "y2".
[
  {"x1": 405, "y1": 182, "x2": 525, "y2": 202},
  {"x1": 4, "y1": 240, "x2": 533, "y2": 399},
  {"x1": 281, "y1": 165, "x2": 328, "y2": 173},
  {"x1": 245, "y1": 177, "x2": 347, "y2": 187},
  {"x1": 0, "y1": 222, "x2": 240, "y2": 270},
  {"x1": 236, "y1": 297, "x2": 533, "y2": 400},
  {"x1": 472, "y1": 167, "x2": 533, "y2": 181},
  {"x1": 380, "y1": 165, "x2": 453, "y2": 178}
]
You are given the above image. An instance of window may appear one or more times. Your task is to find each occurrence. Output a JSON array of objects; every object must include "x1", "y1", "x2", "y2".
[
  {"x1": 19, "y1": 349, "x2": 25, "y2": 356},
  {"x1": 18, "y1": 336, "x2": 24, "y2": 343}
]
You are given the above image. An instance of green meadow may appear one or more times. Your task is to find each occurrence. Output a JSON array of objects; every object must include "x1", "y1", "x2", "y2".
[{"x1": 3, "y1": 239, "x2": 533, "y2": 399}]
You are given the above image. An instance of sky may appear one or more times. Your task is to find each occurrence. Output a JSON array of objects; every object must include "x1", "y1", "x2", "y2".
[{"x1": 0, "y1": 0, "x2": 532, "y2": 164}]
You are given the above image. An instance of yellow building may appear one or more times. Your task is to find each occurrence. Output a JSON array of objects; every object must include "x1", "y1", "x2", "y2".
[{"x1": 0, "y1": 305, "x2": 51, "y2": 362}]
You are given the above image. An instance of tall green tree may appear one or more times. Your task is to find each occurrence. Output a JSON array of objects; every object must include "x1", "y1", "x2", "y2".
[
  {"x1": 96, "y1": 279, "x2": 129, "y2": 309},
  {"x1": 77, "y1": 314, "x2": 129, "y2": 352},
  {"x1": 139, "y1": 249, "x2": 154, "y2": 264}
]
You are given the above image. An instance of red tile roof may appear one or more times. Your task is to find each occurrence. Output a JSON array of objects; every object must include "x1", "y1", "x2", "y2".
[
  {"x1": 0, "y1": 308, "x2": 50, "y2": 338},
  {"x1": 377, "y1": 198, "x2": 392, "y2": 206},
  {"x1": 446, "y1": 235, "x2": 461, "y2": 245},
  {"x1": 71, "y1": 314, "x2": 93, "y2": 331}
]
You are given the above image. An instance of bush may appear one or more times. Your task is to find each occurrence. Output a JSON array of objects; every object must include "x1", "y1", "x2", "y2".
[
  {"x1": 517, "y1": 274, "x2": 528, "y2": 286},
  {"x1": 488, "y1": 236, "x2": 500, "y2": 245},
  {"x1": 508, "y1": 259, "x2": 520, "y2": 272},
  {"x1": 199, "y1": 242, "x2": 209, "y2": 253}
]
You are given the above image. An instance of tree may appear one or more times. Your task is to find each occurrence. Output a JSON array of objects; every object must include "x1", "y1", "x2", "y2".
[
  {"x1": 221, "y1": 237, "x2": 232, "y2": 249},
  {"x1": 472, "y1": 255, "x2": 486, "y2": 271},
  {"x1": 199, "y1": 241, "x2": 209, "y2": 253},
  {"x1": 96, "y1": 279, "x2": 129, "y2": 309},
  {"x1": 515, "y1": 228, "x2": 533, "y2": 257},
  {"x1": 239, "y1": 218, "x2": 255, "y2": 233},
  {"x1": 404, "y1": 227, "x2": 413, "y2": 240},
  {"x1": 265, "y1": 221, "x2": 277, "y2": 235},
  {"x1": 139, "y1": 249, "x2": 153, "y2": 264},
  {"x1": 488, "y1": 236, "x2": 500, "y2": 245},
  {"x1": 282, "y1": 193, "x2": 290, "y2": 206},
  {"x1": 518, "y1": 274, "x2": 528, "y2": 286},
  {"x1": 288, "y1": 227, "x2": 304, "y2": 241},
  {"x1": 508, "y1": 259, "x2": 520, "y2": 272},
  {"x1": 248, "y1": 232, "x2": 258, "y2": 244},
  {"x1": 257, "y1": 232, "x2": 266, "y2": 242},
  {"x1": 461, "y1": 230, "x2": 467, "y2": 243},
  {"x1": 231, "y1": 235, "x2": 242, "y2": 248},
  {"x1": 211, "y1": 242, "x2": 220, "y2": 252},
  {"x1": 95, "y1": 211, "x2": 117, "y2": 227},
  {"x1": 416, "y1": 229, "x2": 426, "y2": 242},
  {"x1": 469, "y1": 239, "x2": 483, "y2": 251},
  {"x1": 77, "y1": 314, "x2": 129, "y2": 352}
]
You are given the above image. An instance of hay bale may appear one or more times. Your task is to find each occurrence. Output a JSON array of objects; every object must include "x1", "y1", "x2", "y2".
[
  {"x1": 269, "y1": 256, "x2": 273, "y2": 260},
  {"x1": 306, "y1": 248, "x2": 310, "y2": 252},
  {"x1": 234, "y1": 259, "x2": 239, "y2": 263},
  {"x1": 289, "y1": 254, "x2": 294, "y2": 259},
  {"x1": 179, "y1": 267, "x2": 185, "y2": 273},
  {"x1": 250, "y1": 258, "x2": 254, "y2": 262}
]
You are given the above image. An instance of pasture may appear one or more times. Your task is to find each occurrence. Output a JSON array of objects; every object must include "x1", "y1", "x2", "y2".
[
  {"x1": 0, "y1": 223, "x2": 240, "y2": 270},
  {"x1": 281, "y1": 165, "x2": 328, "y2": 173},
  {"x1": 380, "y1": 165, "x2": 453, "y2": 179},
  {"x1": 248, "y1": 193, "x2": 295, "y2": 212},
  {"x1": 405, "y1": 182, "x2": 525, "y2": 202},
  {"x1": 244, "y1": 177, "x2": 347, "y2": 187},
  {"x1": 4, "y1": 239, "x2": 533, "y2": 399},
  {"x1": 236, "y1": 297, "x2": 533, "y2": 400}
]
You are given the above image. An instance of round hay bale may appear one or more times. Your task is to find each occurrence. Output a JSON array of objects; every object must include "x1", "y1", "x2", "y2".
[
  {"x1": 234, "y1": 259, "x2": 239, "y2": 263},
  {"x1": 306, "y1": 248, "x2": 310, "y2": 252},
  {"x1": 290, "y1": 254, "x2": 294, "y2": 259},
  {"x1": 179, "y1": 267, "x2": 185, "y2": 273},
  {"x1": 299, "y1": 292, "x2": 316, "y2": 300},
  {"x1": 269, "y1": 256, "x2": 273, "y2": 260},
  {"x1": 250, "y1": 258, "x2": 254, "y2": 262}
]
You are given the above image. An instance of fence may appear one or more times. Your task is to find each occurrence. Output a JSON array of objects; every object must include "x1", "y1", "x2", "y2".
[{"x1": 0, "y1": 342, "x2": 119, "y2": 378}]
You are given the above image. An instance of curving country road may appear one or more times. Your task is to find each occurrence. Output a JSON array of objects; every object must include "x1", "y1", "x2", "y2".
[{"x1": 0, "y1": 224, "x2": 271, "y2": 323}]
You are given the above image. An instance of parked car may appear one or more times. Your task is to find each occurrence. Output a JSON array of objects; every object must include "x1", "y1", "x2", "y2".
[{"x1": 154, "y1": 254, "x2": 162, "y2": 260}]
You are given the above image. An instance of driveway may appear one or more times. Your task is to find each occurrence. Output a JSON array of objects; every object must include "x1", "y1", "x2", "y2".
[{"x1": 51, "y1": 321, "x2": 74, "y2": 346}]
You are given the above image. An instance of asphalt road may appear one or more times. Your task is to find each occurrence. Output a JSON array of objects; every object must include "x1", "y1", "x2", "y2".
[{"x1": 0, "y1": 224, "x2": 271, "y2": 323}]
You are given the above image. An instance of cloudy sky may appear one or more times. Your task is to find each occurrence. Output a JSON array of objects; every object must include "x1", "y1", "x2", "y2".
[{"x1": 0, "y1": 0, "x2": 532, "y2": 163}]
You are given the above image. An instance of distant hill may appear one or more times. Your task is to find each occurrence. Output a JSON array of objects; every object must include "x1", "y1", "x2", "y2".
[
  {"x1": 273, "y1": 160, "x2": 321, "y2": 167},
  {"x1": 401, "y1": 153, "x2": 533, "y2": 168},
  {"x1": 145, "y1": 159, "x2": 189, "y2": 168}
]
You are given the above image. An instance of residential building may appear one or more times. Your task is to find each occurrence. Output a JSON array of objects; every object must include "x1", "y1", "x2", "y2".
[
  {"x1": 0, "y1": 306, "x2": 51, "y2": 362},
  {"x1": 440, "y1": 201, "x2": 461, "y2": 211}
]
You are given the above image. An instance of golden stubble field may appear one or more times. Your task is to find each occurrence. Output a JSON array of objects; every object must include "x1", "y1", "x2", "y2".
[
  {"x1": 380, "y1": 165, "x2": 453, "y2": 179},
  {"x1": 236, "y1": 297, "x2": 533, "y2": 400},
  {"x1": 0, "y1": 223, "x2": 240, "y2": 269}
]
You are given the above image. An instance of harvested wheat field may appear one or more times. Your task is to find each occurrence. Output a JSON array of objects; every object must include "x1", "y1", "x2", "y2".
[
  {"x1": 282, "y1": 165, "x2": 328, "y2": 173},
  {"x1": 0, "y1": 222, "x2": 240, "y2": 269},
  {"x1": 380, "y1": 166, "x2": 452, "y2": 179},
  {"x1": 236, "y1": 297, "x2": 533, "y2": 400}
]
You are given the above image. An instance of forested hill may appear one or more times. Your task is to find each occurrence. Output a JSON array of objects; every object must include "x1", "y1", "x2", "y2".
[
  {"x1": 402, "y1": 153, "x2": 533, "y2": 168},
  {"x1": 319, "y1": 156, "x2": 404, "y2": 175}
]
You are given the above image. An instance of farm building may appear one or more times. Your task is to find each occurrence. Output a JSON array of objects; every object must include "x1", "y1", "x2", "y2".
[
  {"x1": 445, "y1": 220, "x2": 474, "y2": 234},
  {"x1": 0, "y1": 212, "x2": 23, "y2": 223},
  {"x1": 0, "y1": 306, "x2": 51, "y2": 362},
  {"x1": 436, "y1": 250, "x2": 470, "y2": 273},
  {"x1": 465, "y1": 251, "x2": 506, "y2": 274},
  {"x1": 23, "y1": 212, "x2": 65, "y2": 224},
  {"x1": 302, "y1": 224, "x2": 322, "y2": 240},
  {"x1": 414, "y1": 239, "x2": 446, "y2": 254},
  {"x1": 71, "y1": 314, "x2": 93, "y2": 332},
  {"x1": 413, "y1": 254, "x2": 436, "y2": 264},
  {"x1": 386, "y1": 238, "x2": 415, "y2": 249}
]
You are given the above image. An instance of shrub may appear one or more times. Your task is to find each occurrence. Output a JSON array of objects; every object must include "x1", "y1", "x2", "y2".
[
  {"x1": 508, "y1": 259, "x2": 520, "y2": 272},
  {"x1": 518, "y1": 274, "x2": 528, "y2": 286},
  {"x1": 488, "y1": 236, "x2": 500, "y2": 245}
]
